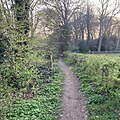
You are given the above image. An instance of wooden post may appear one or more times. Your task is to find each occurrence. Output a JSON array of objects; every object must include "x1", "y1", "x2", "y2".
[
  {"x1": 0, "y1": 112, "x2": 1, "y2": 120},
  {"x1": 50, "y1": 51, "x2": 54, "y2": 70}
]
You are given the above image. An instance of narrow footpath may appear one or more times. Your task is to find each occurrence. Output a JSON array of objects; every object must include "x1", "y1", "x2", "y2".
[{"x1": 59, "y1": 59, "x2": 87, "y2": 120}]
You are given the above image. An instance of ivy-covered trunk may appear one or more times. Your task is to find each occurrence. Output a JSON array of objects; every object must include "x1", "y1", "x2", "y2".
[{"x1": 14, "y1": 0, "x2": 30, "y2": 36}]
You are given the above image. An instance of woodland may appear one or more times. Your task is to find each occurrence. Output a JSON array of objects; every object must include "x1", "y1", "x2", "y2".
[{"x1": 0, "y1": 0, "x2": 120, "y2": 119}]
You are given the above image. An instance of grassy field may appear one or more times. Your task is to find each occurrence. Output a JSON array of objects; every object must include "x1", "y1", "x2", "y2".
[{"x1": 64, "y1": 52, "x2": 120, "y2": 120}]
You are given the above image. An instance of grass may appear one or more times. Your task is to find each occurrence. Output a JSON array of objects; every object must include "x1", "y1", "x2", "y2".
[{"x1": 64, "y1": 52, "x2": 120, "y2": 120}]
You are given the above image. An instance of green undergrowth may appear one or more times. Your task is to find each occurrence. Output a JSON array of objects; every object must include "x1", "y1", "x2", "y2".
[
  {"x1": 1, "y1": 61, "x2": 63, "y2": 120},
  {"x1": 64, "y1": 52, "x2": 120, "y2": 120}
]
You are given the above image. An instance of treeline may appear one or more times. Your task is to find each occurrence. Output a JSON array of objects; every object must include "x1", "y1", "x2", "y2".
[
  {"x1": 40, "y1": 0, "x2": 120, "y2": 53},
  {"x1": 1, "y1": 0, "x2": 119, "y2": 54}
]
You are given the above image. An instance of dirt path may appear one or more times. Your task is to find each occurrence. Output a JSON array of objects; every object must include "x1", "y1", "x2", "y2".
[{"x1": 59, "y1": 59, "x2": 87, "y2": 120}]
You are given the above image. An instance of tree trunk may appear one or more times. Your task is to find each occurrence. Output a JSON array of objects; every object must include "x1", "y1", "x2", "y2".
[
  {"x1": 14, "y1": 0, "x2": 30, "y2": 35},
  {"x1": 116, "y1": 38, "x2": 120, "y2": 51},
  {"x1": 81, "y1": 29, "x2": 84, "y2": 41},
  {"x1": 98, "y1": 22, "x2": 103, "y2": 52},
  {"x1": 116, "y1": 29, "x2": 120, "y2": 51},
  {"x1": 86, "y1": 1, "x2": 91, "y2": 42},
  {"x1": 98, "y1": 37, "x2": 102, "y2": 52}
]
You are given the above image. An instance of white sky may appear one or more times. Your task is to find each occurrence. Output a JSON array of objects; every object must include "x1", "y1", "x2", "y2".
[{"x1": 89, "y1": 0, "x2": 120, "y2": 18}]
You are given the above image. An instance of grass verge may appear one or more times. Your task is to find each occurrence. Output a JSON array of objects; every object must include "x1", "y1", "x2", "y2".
[{"x1": 64, "y1": 52, "x2": 120, "y2": 120}]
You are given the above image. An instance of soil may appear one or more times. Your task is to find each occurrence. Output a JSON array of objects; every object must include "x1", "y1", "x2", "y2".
[{"x1": 59, "y1": 59, "x2": 87, "y2": 120}]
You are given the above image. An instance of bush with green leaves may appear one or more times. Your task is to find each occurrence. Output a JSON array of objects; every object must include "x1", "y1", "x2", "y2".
[
  {"x1": 64, "y1": 52, "x2": 120, "y2": 120},
  {"x1": 1, "y1": 62, "x2": 63, "y2": 120},
  {"x1": 0, "y1": 32, "x2": 56, "y2": 119}
]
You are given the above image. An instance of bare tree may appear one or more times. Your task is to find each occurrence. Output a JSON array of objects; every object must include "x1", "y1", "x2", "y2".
[
  {"x1": 29, "y1": 0, "x2": 42, "y2": 38},
  {"x1": 43, "y1": 0, "x2": 85, "y2": 53},
  {"x1": 97, "y1": 0, "x2": 120, "y2": 52},
  {"x1": 86, "y1": 0, "x2": 91, "y2": 41},
  {"x1": 71, "y1": 6, "x2": 86, "y2": 41},
  {"x1": 0, "y1": 0, "x2": 12, "y2": 23}
]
